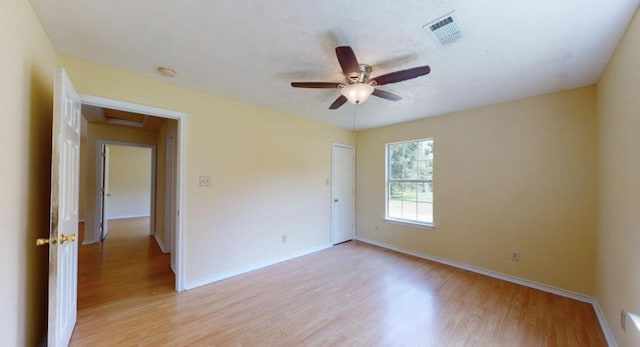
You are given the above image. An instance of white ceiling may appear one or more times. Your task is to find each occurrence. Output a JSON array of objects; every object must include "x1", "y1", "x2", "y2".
[{"x1": 30, "y1": 0, "x2": 640, "y2": 130}]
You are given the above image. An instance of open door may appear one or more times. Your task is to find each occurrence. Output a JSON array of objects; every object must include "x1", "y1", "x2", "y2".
[{"x1": 37, "y1": 68, "x2": 81, "y2": 346}]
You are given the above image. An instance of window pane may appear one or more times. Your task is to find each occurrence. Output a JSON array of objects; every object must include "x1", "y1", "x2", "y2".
[
  {"x1": 416, "y1": 182, "x2": 433, "y2": 203},
  {"x1": 417, "y1": 202, "x2": 433, "y2": 223},
  {"x1": 388, "y1": 182, "x2": 404, "y2": 219},
  {"x1": 416, "y1": 160, "x2": 430, "y2": 180},
  {"x1": 401, "y1": 200, "x2": 417, "y2": 220},
  {"x1": 402, "y1": 142, "x2": 418, "y2": 180},
  {"x1": 390, "y1": 163, "x2": 403, "y2": 180}
]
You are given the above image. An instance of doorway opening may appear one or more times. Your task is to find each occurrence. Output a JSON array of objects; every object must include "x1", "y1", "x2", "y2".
[
  {"x1": 79, "y1": 95, "x2": 186, "y2": 291},
  {"x1": 97, "y1": 142, "x2": 155, "y2": 241}
]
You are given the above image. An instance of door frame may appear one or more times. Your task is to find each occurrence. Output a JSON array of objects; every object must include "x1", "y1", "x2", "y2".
[
  {"x1": 96, "y1": 141, "x2": 157, "y2": 238},
  {"x1": 331, "y1": 143, "x2": 356, "y2": 245},
  {"x1": 80, "y1": 94, "x2": 187, "y2": 291},
  {"x1": 165, "y1": 130, "x2": 177, "y2": 271}
]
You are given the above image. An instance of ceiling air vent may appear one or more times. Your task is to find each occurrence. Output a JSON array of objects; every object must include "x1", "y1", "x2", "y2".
[{"x1": 423, "y1": 12, "x2": 462, "y2": 46}]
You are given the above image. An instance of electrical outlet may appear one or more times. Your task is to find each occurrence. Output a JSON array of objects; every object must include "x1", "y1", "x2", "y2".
[
  {"x1": 282, "y1": 235, "x2": 287, "y2": 243},
  {"x1": 621, "y1": 310, "x2": 626, "y2": 331},
  {"x1": 510, "y1": 251, "x2": 520, "y2": 262},
  {"x1": 198, "y1": 176, "x2": 211, "y2": 187}
]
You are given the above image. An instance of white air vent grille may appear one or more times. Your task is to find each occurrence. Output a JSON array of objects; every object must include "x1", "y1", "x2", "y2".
[{"x1": 424, "y1": 12, "x2": 462, "y2": 46}]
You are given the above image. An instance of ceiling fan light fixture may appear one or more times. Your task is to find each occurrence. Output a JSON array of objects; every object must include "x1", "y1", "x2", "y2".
[{"x1": 341, "y1": 83, "x2": 374, "y2": 104}]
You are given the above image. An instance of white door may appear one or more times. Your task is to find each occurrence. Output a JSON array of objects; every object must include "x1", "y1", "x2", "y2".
[
  {"x1": 331, "y1": 144, "x2": 355, "y2": 244},
  {"x1": 98, "y1": 144, "x2": 110, "y2": 239},
  {"x1": 46, "y1": 68, "x2": 81, "y2": 347}
]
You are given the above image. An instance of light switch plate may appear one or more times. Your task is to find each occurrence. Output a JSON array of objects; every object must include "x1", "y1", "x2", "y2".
[{"x1": 198, "y1": 176, "x2": 211, "y2": 187}]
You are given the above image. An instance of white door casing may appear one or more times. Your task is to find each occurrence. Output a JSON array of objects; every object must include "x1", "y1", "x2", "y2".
[
  {"x1": 331, "y1": 144, "x2": 355, "y2": 244},
  {"x1": 98, "y1": 144, "x2": 110, "y2": 240},
  {"x1": 79, "y1": 94, "x2": 187, "y2": 291},
  {"x1": 48, "y1": 67, "x2": 81, "y2": 347},
  {"x1": 165, "y1": 131, "x2": 176, "y2": 270}
]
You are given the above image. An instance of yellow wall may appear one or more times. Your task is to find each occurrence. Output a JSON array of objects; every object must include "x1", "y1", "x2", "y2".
[
  {"x1": 106, "y1": 145, "x2": 153, "y2": 219},
  {"x1": 81, "y1": 122, "x2": 158, "y2": 243},
  {"x1": 58, "y1": 55, "x2": 355, "y2": 284},
  {"x1": 0, "y1": 0, "x2": 57, "y2": 345},
  {"x1": 356, "y1": 87, "x2": 598, "y2": 295},
  {"x1": 596, "y1": 9, "x2": 640, "y2": 347}
]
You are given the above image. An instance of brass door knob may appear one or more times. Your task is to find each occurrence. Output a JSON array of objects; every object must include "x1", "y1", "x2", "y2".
[
  {"x1": 36, "y1": 237, "x2": 59, "y2": 246},
  {"x1": 36, "y1": 238, "x2": 51, "y2": 246},
  {"x1": 60, "y1": 234, "x2": 76, "y2": 244}
]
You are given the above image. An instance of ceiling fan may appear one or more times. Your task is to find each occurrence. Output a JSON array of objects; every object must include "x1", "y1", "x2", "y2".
[{"x1": 291, "y1": 46, "x2": 431, "y2": 110}]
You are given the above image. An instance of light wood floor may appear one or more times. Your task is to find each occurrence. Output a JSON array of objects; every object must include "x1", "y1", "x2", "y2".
[{"x1": 71, "y1": 220, "x2": 606, "y2": 346}]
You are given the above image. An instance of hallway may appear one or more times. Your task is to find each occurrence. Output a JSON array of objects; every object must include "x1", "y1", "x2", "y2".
[{"x1": 72, "y1": 218, "x2": 174, "y2": 344}]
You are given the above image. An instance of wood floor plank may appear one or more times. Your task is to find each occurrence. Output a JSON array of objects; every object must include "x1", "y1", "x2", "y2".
[{"x1": 71, "y1": 219, "x2": 607, "y2": 346}]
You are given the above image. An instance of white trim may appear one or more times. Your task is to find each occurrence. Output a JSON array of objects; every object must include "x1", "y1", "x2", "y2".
[
  {"x1": 592, "y1": 300, "x2": 618, "y2": 347},
  {"x1": 185, "y1": 244, "x2": 332, "y2": 290},
  {"x1": 79, "y1": 94, "x2": 187, "y2": 292},
  {"x1": 80, "y1": 94, "x2": 184, "y2": 119},
  {"x1": 154, "y1": 233, "x2": 169, "y2": 254},
  {"x1": 356, "y1": 236, "x2": 617, "y2": 347},
  {"x1": 383, "y1": 217, "x2": 434, "y2": 230}
]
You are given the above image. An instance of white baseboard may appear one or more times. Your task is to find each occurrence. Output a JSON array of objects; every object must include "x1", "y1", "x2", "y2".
[
  {"x1": 154, "y1": 234, "x2": 169, "y2": 253},
  {"x1": 592, "y1": 300, "x2": 618, "y2": 347},
  {"x1": 356, "y1": 236, "x2": 617, "y2": 347},
  {"x1": 185, "y1": 244, "x2": 332, "y2": 290}
]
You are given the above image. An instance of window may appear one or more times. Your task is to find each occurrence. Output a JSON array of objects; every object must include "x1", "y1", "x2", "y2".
[{"x1": 386, "y1": 139, "x2": 434, "y2": 226}]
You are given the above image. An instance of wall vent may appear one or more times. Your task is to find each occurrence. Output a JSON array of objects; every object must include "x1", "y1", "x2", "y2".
[{"x1": 423, "y1": 12, "x2": 462, "y2": 46}]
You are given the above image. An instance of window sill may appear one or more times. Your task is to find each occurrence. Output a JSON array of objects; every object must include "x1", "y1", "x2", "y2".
[{"x1": 383, "y1": 218, "x2": 434, "y2": 230}]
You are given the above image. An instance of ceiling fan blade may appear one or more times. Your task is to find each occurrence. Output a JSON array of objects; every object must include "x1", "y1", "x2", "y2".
[
  {"x1": 291, "y1": 82, "x2": 342, "y2": 89},
  {"x1": 371, "y1": 65, "x2": 431, "y2": 86},
  {"x1": 372, "y1": 89, "x2": 402, "y2": 101},
  {"x1": 335, "y1": 46, "x2": 360, "y2": 75},
  {"x1": 329, "y1": 95, "x2": 348, "y2": 110}
]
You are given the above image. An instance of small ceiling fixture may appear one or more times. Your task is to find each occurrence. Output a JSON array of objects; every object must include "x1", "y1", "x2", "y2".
[{"x1": 157, "y1": 66, "x2": 176, "y2": 78}]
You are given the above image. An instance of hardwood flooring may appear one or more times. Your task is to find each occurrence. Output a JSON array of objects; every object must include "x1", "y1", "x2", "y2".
[{"x1": 71, "y1": 220, "x2": 606, "y2": 346}]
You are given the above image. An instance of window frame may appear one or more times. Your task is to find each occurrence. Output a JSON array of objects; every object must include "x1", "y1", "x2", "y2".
[{"x1": 384, "y1": 138, "x2": 435, "y2": 229}]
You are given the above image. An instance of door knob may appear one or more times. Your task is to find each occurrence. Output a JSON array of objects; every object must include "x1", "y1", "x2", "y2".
[
  {"x1": 36, "y1": 237, "x2": 57, "y2": 246},
  {"x1": 60, "y1": 234, "x2": 76, "y2": 244},
  {"x1": 334, "y1": 198, "x2": 339, "y2": 202}
]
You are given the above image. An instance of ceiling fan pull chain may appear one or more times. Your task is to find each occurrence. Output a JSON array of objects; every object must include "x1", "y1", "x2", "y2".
[{"x1": 353, "y1": 104, "x2": 358, "y2": 135}]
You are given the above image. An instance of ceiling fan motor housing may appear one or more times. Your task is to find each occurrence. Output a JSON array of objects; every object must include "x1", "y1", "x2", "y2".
[{"x1": 348, "y1": 64, "x2": 373, "y2": 84}]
